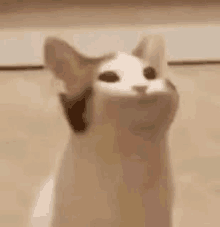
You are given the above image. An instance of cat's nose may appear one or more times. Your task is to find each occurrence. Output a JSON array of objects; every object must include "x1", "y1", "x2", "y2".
[{"x1": 132, "y1": 85, "x2": 148, "y2": 93}]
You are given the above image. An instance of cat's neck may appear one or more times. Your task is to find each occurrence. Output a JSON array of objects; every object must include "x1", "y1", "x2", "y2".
[
  {"x1": 73, "y1": 118, "x2": 166, "y2": 153},
  {"x1": 68, "y1": 122, "x2": 169, "y2": 195}
]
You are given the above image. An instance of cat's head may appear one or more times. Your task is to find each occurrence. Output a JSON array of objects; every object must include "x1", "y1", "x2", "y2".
[{"x1": 45, "y1": 35, "x2": 179, "y2": 138}]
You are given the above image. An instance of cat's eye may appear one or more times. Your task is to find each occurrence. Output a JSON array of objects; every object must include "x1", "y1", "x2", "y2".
[
  {"x1": 98, "y1": 71, "x2": 120, "y2": 83},
  {"x1": 143, "y1": 66, "x2": 157, "y2": 80}
]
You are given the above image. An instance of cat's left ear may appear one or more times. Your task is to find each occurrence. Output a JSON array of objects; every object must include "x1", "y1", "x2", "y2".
[{"x1": 132, "y1": 34, "x2": 167, "y2": 76}]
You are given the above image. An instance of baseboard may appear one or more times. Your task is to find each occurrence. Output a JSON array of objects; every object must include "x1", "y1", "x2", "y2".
[
  {"x1": 0, "y1": 65, "x2": 44, "y2": 70},
  {"x1": 168, "y1": 60, "x2": 220, "y2": 66},
  {"x1": 1, "y1": 60, "x2": 220, "y2": 71}
]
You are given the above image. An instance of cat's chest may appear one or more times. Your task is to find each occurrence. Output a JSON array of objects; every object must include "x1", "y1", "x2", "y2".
[{"x1": 70, "y1": 152, "x2": 161, "y2": 196}]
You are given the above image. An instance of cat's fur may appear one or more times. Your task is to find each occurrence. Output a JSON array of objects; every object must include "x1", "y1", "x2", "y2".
[{"x1": 31, "y1": 34, "x2": 179, "y2": 227}]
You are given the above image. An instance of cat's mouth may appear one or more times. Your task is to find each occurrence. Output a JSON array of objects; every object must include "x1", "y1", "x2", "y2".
[
  {"x1": 138, "y1": 97, "x2": 158, "y2": 106},
  {"x1": 120, "y1": 96, "x2": 158, "y2": 109},
  {"x1": 130, "y1": 124, "x2": 156, "y2": 136},
  {"x1": 132, "y1": 124, "x2": 156, "y2": 131}
]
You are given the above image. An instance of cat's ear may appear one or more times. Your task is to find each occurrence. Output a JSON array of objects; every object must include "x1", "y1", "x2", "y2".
[
  {"x1": 132, "y1": 36, "x2": 149, "y2": 60},
  {"x1": 132, "y1": 35, "x2": 167, "y2": 76},
  {"x1": 45, "y1": 37, "x2": 114, "y2": 96}
]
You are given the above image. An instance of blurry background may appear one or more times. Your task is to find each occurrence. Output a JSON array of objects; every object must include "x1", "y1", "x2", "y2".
[
  {"x1": 2, "y1": 0, "x2": 220, "y2": 65},
  {"x1": 0, "y1": 1, "x2": 220, "y2": 227}
]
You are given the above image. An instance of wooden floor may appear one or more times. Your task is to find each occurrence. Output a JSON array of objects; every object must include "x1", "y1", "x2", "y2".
[{"x1": 0, "y1": 64, "x2": 220, "y2": 227}]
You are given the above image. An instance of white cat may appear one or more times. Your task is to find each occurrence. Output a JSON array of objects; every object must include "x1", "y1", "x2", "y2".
[{"x1": 31, "y1": 34, "x2": 179, "y2": 227}]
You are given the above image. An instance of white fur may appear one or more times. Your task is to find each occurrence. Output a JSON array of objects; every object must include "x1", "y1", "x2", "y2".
[
  {"x1": 31, "y1": 34, "x2": 179, "y2": 227},
  {"x1": 30, "y1": 177, "x2": 54, "y2": 227}
]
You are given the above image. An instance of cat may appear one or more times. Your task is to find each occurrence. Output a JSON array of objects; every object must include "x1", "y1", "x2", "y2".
[{"x1": 31, "y1": 34, "x2": 179, "y2": 227}]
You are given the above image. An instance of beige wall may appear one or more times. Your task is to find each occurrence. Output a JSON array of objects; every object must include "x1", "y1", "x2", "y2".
[{"x1": 1, "y1": 3, "x2": 220, "y2": 65}]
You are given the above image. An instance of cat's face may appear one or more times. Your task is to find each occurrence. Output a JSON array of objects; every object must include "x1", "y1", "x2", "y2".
[
  {"x1": 94, "y1": 52, "x2": 179, "y2": 136},
  {"x1": 45, "y1": 35, "x2": 179, "y2": 136}
]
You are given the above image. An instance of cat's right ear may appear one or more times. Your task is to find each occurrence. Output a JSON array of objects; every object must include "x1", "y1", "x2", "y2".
[
  {"x1": 45, "y1": 37, "x2": 89, "y2": 96},
  {"x1": 45, "y1": 37, "x2": 83, "y2": 77},
  {"x1": 45, "y1": 37, "x2": 115, "y2": 96}
]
